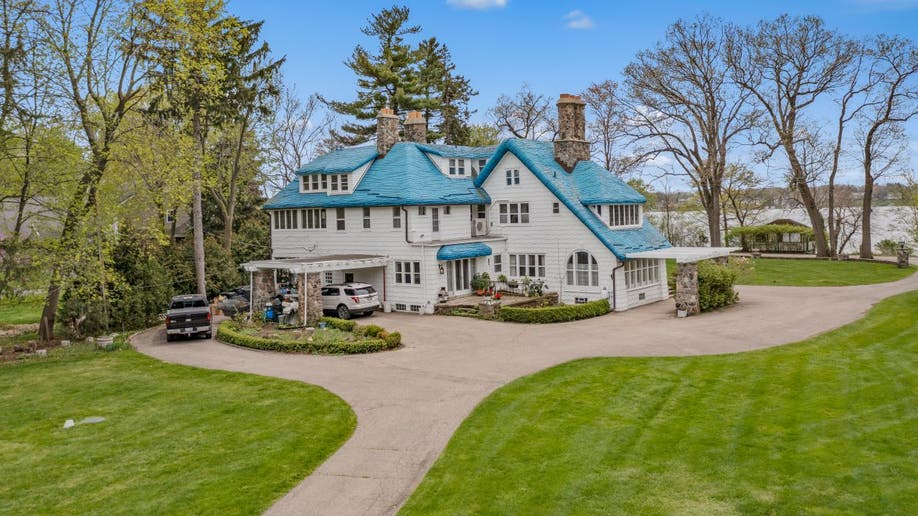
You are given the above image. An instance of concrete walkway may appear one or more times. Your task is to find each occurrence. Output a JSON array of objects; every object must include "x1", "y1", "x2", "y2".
[{"x1": 133, "y1": 272, "x2": 918, "y2": 516}]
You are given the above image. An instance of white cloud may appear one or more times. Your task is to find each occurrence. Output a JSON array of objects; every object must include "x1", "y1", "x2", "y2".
[
  {"x1": 563, "y1": 10, "x2": 594, "y2": 30},
  {"x1": 446, "y1": 0, "x2": 507, "y2": 10}
]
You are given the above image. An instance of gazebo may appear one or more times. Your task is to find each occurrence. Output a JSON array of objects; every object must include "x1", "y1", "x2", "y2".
[{"x1": 726, "y1": 219, "x2": 815, "y2": 254}]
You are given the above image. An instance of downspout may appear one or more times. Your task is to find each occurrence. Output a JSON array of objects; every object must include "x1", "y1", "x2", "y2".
[
  {"x1": 402, "y1": 206, "x2": 412, "y2": 243},
  {"x1": 611, "y1": 261, "x2": 625, "y2": 312}
]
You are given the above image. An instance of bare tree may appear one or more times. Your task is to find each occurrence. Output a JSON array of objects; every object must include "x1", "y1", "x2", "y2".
[
  {"x1": 488, "y1": 83, "x2": 555, "y2": 140},
  {"x1": 720, "y1": 163, "x2": 766, "y2": 236},
  {"x1": 728, "y1": 15, "x2": 858, "y2": 256},
  {"x1": 36, "y1": 0, "x2": 147, "y2": 340},
  {"x1": 581, "y1": 79, "x2": 635, "y2": 174},
  {"x1": 856, "y1": 36, "x2": 918, "y2": 258},
  {"x1": 621, "y1": 15, "x2": 757, "y2": 247},
  {"x1": 263, "y1": 87, "x2": 334, "y2": 194}
]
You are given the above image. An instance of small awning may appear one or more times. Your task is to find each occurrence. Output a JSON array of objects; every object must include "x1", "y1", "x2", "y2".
[
  {"x1": 437, "y1": 242, "x2": 492, "y2": 261},
  {"x1": 626, "y1": 247, "x2": 739, "y2": 264}
]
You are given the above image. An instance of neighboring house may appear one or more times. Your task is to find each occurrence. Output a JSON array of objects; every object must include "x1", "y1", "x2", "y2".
[{"x1": 259, "y1": 95, "x2": 672, "y2": 313}]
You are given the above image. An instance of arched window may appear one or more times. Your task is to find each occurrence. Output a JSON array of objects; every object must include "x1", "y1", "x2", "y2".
[{"x1": 566, "y1": 251, "x2": 599, "y2": 286}]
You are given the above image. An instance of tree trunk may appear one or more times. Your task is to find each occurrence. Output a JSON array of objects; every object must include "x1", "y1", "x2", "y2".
[
  {"x1": 785, "y1": 147, "x2": 829, "y2": 256},
  {"x1": 222, "y1": 209, "x2": 234, "y2": 253},
  {"x1": 192, "y1": 171, "x2": 206, "y2": 295},
  {"x1": 707, "y1": 201, "x2": 723, "y2": 247},
  {"x1": 860, "y1": 175, "x2": 874, "y2": 259}
]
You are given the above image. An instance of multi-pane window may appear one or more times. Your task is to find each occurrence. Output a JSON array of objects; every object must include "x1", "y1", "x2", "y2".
[
  {"x1": 567, "y1": 251, "x2": 599, "y2": 287},
  {"x1": 324, "y1": 271, "x2": 334, "y2": 284},
  {"x1": 448, "y1": 158, "x2": 466, "y2": 176},
  {"x1": 418, "y1": 206, "x2": 426, "y2": 215},
  {"x1": 475, "y1": 159, "x2": 486, "y2": 179},
  {"x1": 553, "y1": 202, "x2": 560, "y2": 214},
  {"x1": 431, "y1": 207, "x2": 440, "y2": 232},
  {"x1": 505, "y1": 169, "x2": 520, "y2": 185},
  {"x1": 392, "y1": 207, "x2": 401, "y2": 228},
  {"x1": 609, "y1": 204, "x2": 641, "y2": 227},
  {"x1": 498, "y1": 202, "x2": 529, "y2": 224},
  {"x1": 301, "y1": 174, "x2": 348, "y2": 192},
  {"x1": 336, "y1": 208, "x2": 346, "y2": 231},
  {"x1": 624, "y1": 259, "x2": 659, "y2": 289},
  {"x1": 444, "y1": 205, "x2": 451, "y2": 215},
  {"x1": 272, "y1": 209, "x2": 300, "y2": 230},
  {"x1": 394, "y1": 261, "x2": 421, "y2": 285},
  {"x1": 362, "y1": 207, "x2": 371, "y2": 229},
  {"x1": 301, "y1": 208, "x2": 327, "y2": 229},
  {"x1": 494, "y1": 254, "x2": 502, "y2": 273},
  {"x1": 477, "y1": 205, "x2": 487, "y2": 219},
  {"x1": 509, "y1": 254, "x2": 545, "y2": 278}
]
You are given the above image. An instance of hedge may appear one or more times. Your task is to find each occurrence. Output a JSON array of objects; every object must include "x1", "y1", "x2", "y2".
[
  {"x1": 697, "y1": 260, "x2": 738, "y2": 312},
  {"x1": 217, "y1": 321, "x2": 401, "y2": 354},
  {"x1": 499, "y1": 298, "x2": 610, "y2": 324}
]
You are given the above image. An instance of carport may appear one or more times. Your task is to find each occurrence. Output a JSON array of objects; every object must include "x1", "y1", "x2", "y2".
[
  {"x1": 241, "y1": 254, "x2": 389, "y2": 325},
  {"x1": 626, "y1": 247, "x2": 737, "y2": 317}
]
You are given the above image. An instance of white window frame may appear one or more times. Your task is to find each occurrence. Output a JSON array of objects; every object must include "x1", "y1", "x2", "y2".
[
  {"x1": 392, "y1": 207, "x2": 402, "y2": 229},
  {"x1": 494, "y1": 254, "x2": 502, "y2": 274},
  {"x1": 394, "y1": 261, "x2": 422, "y2": 285},
  {"x1": 624, "y1": 258, "x2": 659, "y2": 290},
  {"x1": 566, "y1": 251, "x2": 599, "y2": 287},
  {"x1": 336, "y1": 208, "x2": 346, "y2": 231},
  {"x1": 362, "y1": 207, "x2": 371, "y2": 229},
  {"x1": 301, "y1": 208, "x2": 327, "y2": 229},
  {"x1": 498, "y1": 202, "x2": 529, "y2": 224},
  {"x1": 609, "y1": 204, "x2": 642, "y2": 228},
  {"x1": 508, "y1": 254, "x2": 545, "y2": 278},
  {"x1": 431, "y1": 207, "x2": 440, "y2": 233},
  {"x1": 273, "y1": 209, "x2": 300, "y2": 230},
  {"x1": 505, "y1": 169, "x2": 520, "y2": 185}
]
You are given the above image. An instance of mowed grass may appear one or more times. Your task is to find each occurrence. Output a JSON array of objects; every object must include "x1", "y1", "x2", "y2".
[
  {"x1": 0, "y1": 347, "x2": 355, "y2": 515},
  {"x1": 402, "y1": 291, "x2": 918, "y2": 515},
  {"x1": 0, "y1": 296, "x2": 43, "y2": 325},
  {"x1": 735, "y1": 258, "x2": 914, "y2": 286}
]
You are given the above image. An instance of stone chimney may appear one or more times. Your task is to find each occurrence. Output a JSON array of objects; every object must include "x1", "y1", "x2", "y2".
[
  {"x1": 553, "y1": 93, "x2": 590, "y2": 171},
  {"x1": 404, "y1": 111, "x2": 428, "y2": 143},
  {"x1": 376, "y1": 107, "x2": 399, "y2": 156}
]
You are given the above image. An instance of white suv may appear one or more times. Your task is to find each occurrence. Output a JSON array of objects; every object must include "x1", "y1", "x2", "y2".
[{"x1": 321, "y1": 283, "x2": 381, "y2": 319}]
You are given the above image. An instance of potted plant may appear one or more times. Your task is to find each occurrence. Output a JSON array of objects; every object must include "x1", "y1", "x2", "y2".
[
  {"x1": 507, "y1": 278, "x2": 519, "y2": 289},
  {"x1": 471, "y1": 272, "x2": 490, "y2": 295},
  {"x1": 493, "y1": 291, "x2": 503, "y2": 300}
]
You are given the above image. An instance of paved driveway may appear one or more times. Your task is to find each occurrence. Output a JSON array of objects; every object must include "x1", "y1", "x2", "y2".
[{"x1": 133, "y1": 273, "x2": 918, "y2": 516}]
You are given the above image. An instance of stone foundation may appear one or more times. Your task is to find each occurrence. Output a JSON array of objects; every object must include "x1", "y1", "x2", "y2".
[
  {"x1": 306, "y1": 272, "x2": 322, "y2": 325},
  {"x1": 674, "y1": 262, "x2": 700, "y2": 316},
  {"x1": 252, "y1": 270, "x2": 274, "y2": 317}
]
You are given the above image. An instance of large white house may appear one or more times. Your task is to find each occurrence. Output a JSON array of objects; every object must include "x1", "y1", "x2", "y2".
[{"x1": 260, "y1": 94, "x2": 673, "y2": 314}]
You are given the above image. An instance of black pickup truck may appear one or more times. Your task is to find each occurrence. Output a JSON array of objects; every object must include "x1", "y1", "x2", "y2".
[{"x1": 165, "y1": 294, "x2": 212, "y2": 341}]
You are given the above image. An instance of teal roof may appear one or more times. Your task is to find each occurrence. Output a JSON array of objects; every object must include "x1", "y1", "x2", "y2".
[
  {"x1": 265, "y1": 142, "x2": 489, "y2": 209},
  {"x1": 417, "y1": 143, "x2": 497, "y2": 160},
  {"x1": 297, "y1": 145, "x2": 377, "y2": 175},
  {"x1": 437, "y1": 242, "x2": 493, "y2": 261},
  {"x1": 474, "y1": 139, "x2": 670, "y2": 260}
]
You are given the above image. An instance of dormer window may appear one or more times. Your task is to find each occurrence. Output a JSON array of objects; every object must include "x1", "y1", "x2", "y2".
[
  {"x1": 505, "y1": 169, "x2": 520, "y2": 185},
  {"x1": 448, "y1": 158, "x2": 466, "y2": 176},
  {"x1": 301, "y1": 173, "x2": 349, "y2": 193},
  {"x1": 608, "y1": 204, "x2": 641, "y2": 227}
]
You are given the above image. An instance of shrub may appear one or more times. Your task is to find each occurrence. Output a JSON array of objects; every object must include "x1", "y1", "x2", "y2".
[
  {"x1": 499, "y1": 298, "x2": 609, "y2": 324},
  {"x1": 697, "y1": 260, "x2": 738, "y2": 312},
  {"x1": 875, "y1": 239, "x2": 913, "y2": 256},
  {"x1": 217, "y1": 321, "x2": 401, "y2": 354},
  {"x1": 359, "y1": 324, "x2": 385, "y2": 338},
  {"x1": 471, "y1": 272, "x2": 490, "y2": 291},
  {"x1": 319, "y1": 316, "x2": 356, "y2": 332}
]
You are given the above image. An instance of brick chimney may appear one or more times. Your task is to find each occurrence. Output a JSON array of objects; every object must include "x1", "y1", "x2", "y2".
[
  {"x1": 404, "y1": 111, "x2": 428, "y2": 143},
  {"x1": 553, "y1": 93, "x2": 590, "y2": 171},
  {"x1": 376, "y1": 107, "x2": 399, "y2": 156}
]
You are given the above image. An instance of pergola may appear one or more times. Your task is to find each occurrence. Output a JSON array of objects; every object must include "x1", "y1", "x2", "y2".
[
  {"x1": 241, "y1": 254, "x2": 388, "y2": 325},
  {"x1": 626, "y1": 246, "x2": 738, "y2": 317}
]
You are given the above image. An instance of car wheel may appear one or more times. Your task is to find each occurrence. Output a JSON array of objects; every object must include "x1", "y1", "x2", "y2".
[
  {"x1": 166, "y1": 334, "x2": 175, "y2": 342},
  {"x1": 337, "y1": 304, "x2": 351, "y2": 320},
  {"x1": 364, "y1": 310, "x2": 374, "y2": 317},
  {"x1": 203, "y1": 332, "x2": 212, "y2": 339}
]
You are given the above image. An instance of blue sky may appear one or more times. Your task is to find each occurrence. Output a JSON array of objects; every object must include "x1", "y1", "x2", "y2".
[{"x1": 231, "y1": 0, "x2": 918, "y2": 184}]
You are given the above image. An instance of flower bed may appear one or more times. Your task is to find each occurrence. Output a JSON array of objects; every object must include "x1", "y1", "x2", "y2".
[
  {"x1": 499, "y1": 298, "x2": 610, "y2": 324},
  {"x1": 217, "y1": 317, "x2": 401, "y2": 354}
]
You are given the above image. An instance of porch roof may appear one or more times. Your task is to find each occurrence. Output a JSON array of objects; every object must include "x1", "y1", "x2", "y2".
[
  {"x1": 242, "y1": 254, "x2": 388, "y2": 274},
  {"x1": 626, "y1": 247, "x2": 739, "y2": 264}
]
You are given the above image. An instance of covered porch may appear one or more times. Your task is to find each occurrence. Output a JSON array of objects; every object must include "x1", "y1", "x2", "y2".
[
  {"x1": 626, "y1": 247, "x2": 738, "y2": 317},
  {"x1": 241, "y1": 254, "x2": 389, "y2": 325}
]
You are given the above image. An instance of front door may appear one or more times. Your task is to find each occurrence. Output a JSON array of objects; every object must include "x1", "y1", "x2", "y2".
[{"x1": 445, "y1": 258, "x2": 476, "y2": 295}]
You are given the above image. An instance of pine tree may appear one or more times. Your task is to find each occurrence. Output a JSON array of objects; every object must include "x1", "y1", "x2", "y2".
[{"x1": 415, "y1": 37, "x2": 476, "y2": 144}]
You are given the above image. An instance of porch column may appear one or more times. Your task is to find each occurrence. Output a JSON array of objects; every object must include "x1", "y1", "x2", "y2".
[
  {"x1": 252, "y1": 270, "x2": 273, "y2": 318},
  {"x1": 305, "y1": 272, "x2": 322, "y2": 325},
  {"x1": 296, "y1": 273, "x2": 307, "y2": 326},
  {"x1": 674, "y1": 262, "x2": 700, "y2": 317}
]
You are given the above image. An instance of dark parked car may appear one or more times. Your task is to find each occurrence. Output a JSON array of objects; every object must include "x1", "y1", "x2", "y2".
[
  {"x1": 218, "y1": 286, "x2": 251, "y2": 317},
  {"x1": 165, "y1": 294, "x2": 212, "y2": 341}
]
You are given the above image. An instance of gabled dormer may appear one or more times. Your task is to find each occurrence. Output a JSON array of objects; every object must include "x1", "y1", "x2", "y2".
[{"x1": 295, "y1": 145, "x2": 377, "y2": 196}]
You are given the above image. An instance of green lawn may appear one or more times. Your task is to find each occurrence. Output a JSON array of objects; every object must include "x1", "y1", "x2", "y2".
[
  {"x1": 402, "y1": 291, "x2": 918, "y2": 514},
  {"x1": 0, "y1": 345, "x2": 355, "y2": 514},
  {"x1": 736, "y1": 258, "x2": 915, "y2": 286},
  {"x1": 0, "y1": 296, "x2": 43, "y2": 325}
]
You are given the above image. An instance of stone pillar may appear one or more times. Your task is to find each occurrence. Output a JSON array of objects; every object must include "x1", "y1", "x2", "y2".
[
  {"x1": 376, "y1": 107, "x2": 399, "y2": 156},
  {"x1": 896, "y1": 244, "x2": 910, "y2": 268},
  {"x1": 404, "y1": 111, "x2": 427, "y2": 143},
  {"x1": 674, "y1": 262, "x2": 700, "y2": 317},
  {"x1": 252, "y1": 270, "x2": 274, "y2": 318},
  {"x1": 305, "y1": 272, "x2": 322, "y2": 326},
  {"x1": 553, "y1": 94, "x2": 590, "y2": 171}
]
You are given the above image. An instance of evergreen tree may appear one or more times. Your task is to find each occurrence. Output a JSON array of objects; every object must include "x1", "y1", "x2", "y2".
[{"x1": 415, "y1": 37, "x2": 476, "y2": 144}]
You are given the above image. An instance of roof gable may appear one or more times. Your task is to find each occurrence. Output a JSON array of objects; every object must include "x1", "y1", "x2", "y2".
[{"x1": 297, "y1": 145, "x2": 377, "y2": 175}]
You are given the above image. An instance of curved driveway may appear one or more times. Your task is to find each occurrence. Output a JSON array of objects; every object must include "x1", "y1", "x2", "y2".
[{"x1": 133, "y1": 272, "x2": 918, "y2": 516}]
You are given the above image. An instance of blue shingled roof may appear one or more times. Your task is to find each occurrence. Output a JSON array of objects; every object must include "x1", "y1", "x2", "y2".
[
  {"x1": 264, "y1": 142, "x2": 489, "y2": 209},
  {"x1": 474, "y1": 139, "x2": 670, "y2": 260},
  {"x1": 296, "y1": 145, "x2": 377, "y2": 175},
  {"x1": 437, "y1": 242, "x2": 493, "y2": 261},
  {"x1": 417, "y1": 143, "x2": 497, "y2": 160}
]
